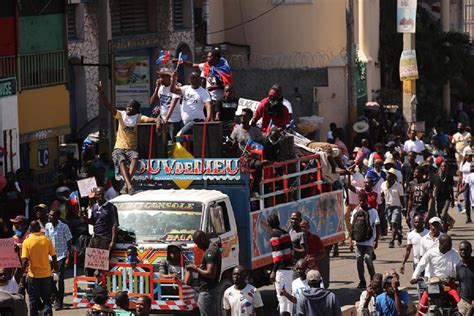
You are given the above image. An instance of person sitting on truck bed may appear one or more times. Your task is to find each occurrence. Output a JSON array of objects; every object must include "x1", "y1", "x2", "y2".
[
  {"x1": 229, "y1": 108, "x2": 264, "y2": 153},
  {"x1": 268, "y1": 213, "x2": 294, "y2": 316},
  {"x1": 95, "y1": 81, "x2": 160, "y2": 195},
  {"x1": 251, "y1": 84, "x2": 290, "y2": 135},
  {"x1": 186, "y1": 230, "x2": 222, "y2": 316}
]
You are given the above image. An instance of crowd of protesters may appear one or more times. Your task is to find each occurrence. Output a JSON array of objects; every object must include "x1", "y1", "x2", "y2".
[{"x1": 0, "y1": 46, "x2": 474, "y2": 316}]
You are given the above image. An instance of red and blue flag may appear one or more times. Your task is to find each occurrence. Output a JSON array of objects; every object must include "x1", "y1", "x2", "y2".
[
  {"x1": 202, "y1": 57, "x2": 233, "y2": 85},
  {"x1": 156, "y1": 50, "x2": 170, "y2": 65}
]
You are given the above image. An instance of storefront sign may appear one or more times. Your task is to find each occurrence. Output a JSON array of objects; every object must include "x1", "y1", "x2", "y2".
[
  {"x1": 400, "y1": 50, "x2": 419, "y2": 81},
  {"x1": 114, "y1": 56, "x2": 150, "y2": 108},
  {"x1": 397, "y1": 0, "x2": 417, "y2": 33},
  {"x1": 250, "y1": 190, "x2": 345, "y2": 269},
  {"x1": 37, "y1": 139, "x2": 49, "y2": 168},
  {"x1": 19, "y1": 125, "x2": 70, "y2": 143},
  {"x1": 0, "y1": 77, "x2": 16, "y2": 98},
  {"x1": 128, "y1": 158, "x2": 241, "y2": 181}
]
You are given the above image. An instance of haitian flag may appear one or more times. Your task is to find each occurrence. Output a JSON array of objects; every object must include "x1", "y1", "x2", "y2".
[
  {"x1": 69, "y1": 191, "x2": 80, "y2": 208},
  {"x1": 202, "y1": 57, "x2": 233, "y2": 85},
  {"x1": 244, "y1": 139, "x2": 263, "y2": 156},
  {"x1": 156, "y1": 50, "x2": 170, "y2": 64}
]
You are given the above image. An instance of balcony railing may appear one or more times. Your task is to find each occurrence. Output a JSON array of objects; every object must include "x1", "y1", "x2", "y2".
[{"x1": 0, "y1": 50, "x2": 67, "y2": 90}]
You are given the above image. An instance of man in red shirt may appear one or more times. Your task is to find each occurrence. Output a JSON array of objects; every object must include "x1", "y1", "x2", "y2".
[
  {"x1": 252, "y1": 84, "x2": 290, "y2": 134},
  {"x1": 347, "y1": 178, "x2": 378, "y2": 209},
  {"x1": 300, "y1": 219, "x2": 326, "y2": 270}
]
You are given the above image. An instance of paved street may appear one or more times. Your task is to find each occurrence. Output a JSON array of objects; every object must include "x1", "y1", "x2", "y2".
[{"x1": 50, "y1": 208, "x2": 473, "y2": 315}]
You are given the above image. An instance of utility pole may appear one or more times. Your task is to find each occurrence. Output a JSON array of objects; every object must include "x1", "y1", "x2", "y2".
[
  {"x1": 97, "y1": 0, "x2": 113, "y2": 153},
  {"x1": 346, "y1": 0, "x2": 357, "y2": 144},
  {"x1": 441, "y1": 0, "x2": 450, "y2": 115},
  {"x1": 402, "y1": 33, "x2": 416, "y2": 125}
]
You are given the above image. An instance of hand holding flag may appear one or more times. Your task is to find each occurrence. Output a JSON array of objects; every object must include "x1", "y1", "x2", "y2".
[{"x1": 156, "y1": 50, "x2": 170, "y2": 65}]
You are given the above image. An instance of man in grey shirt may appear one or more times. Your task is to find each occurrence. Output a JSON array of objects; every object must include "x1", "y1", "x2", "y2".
[{"x1": 289, "y1": 211, "x2": 306, "y2": 280}]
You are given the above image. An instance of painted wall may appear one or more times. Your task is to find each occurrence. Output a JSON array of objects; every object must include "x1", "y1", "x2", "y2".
[
  {"x1": 18, "y1": 85, "x2": 70, "y2": 134},
  {"x1": 19, "y1": 14, "x2": 65, "y2": 54},
  {"x1": 0, "y1": 95, "x2": 20, "y2": 172},
  {"x1": 208, "y1": 0, "x2": 347, "y2": 59}
]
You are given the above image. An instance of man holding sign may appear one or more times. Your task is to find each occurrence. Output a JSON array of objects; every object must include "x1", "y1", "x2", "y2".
[{"x1": 81, "y1": 187, "x2": 118, "y2": 277}]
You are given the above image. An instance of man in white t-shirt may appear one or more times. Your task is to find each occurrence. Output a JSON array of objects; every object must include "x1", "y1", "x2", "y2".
[
  {"x1": 349, "y1": 191, "x2": 381, "y2": 289},
  {"x1": 344, "y1": 167, "x2": 365, "y2": 239},
  {"x1": 419, "y1": 216, "x2": 444, "y2": 258},
  {"x1": 149, "y1": 68, "x2": 183, "y2": 140},
  {"x1": 403, "y1": 130, "x2": 425, "y2": 164},
  {"x1": 223, "y1": 266, "x2": 264, "y2": 316},
  {"x1": 400, "y1": 214, "x2": 429, "y2": 274},
  {"x1": 169, "y1": 72, "x2": 212, "y2": 135},
  {"x1": 457, "y1": 164, "x2": 474, "y2": 223},
  {"x1": 381, "y1": 168, "x2": 405, "y2": 248}
]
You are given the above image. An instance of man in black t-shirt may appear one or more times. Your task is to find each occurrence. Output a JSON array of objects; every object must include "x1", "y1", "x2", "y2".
[
  {"x1": 407, "y1": 167, "x2": 432, "y2": 228},
  {"x1": 214, "y1": 84, "x2": 238, "y2": 137},
  {"x1": 186, "y1": 230, "x2": 221, "y2": 316},
  {"x1": 433, "y1": 161, "x2": 455, "y2": 232},
  {"x1": 82, "y1": 187, "x2": 119, "y2": 276},
  {"x1": 456, "y1": 241, "x2": 474, "y2": 315}
]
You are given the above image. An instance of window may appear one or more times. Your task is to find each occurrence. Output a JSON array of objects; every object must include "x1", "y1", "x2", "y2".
[
  {"x1": 111, "y1": 0, "x2": 150, "y2": 37},
  {"x1": 465, "y1": 0, "x2": 474, "y2": 41},
  {"x1": 208, "y1": 202, "x2": 230, "y2": 235},
  {"x1": 67, "y1": 4, "x2": 78, "y2": 40},
  {"x1": 173, "y1": 0, "x2": 192, "y2": 30}
]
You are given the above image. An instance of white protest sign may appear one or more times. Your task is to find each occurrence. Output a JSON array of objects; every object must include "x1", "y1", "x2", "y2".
[
  {"x1": 235, "y1": 98, "x2": 260, "y2": 115},
  {"x1": 84, "y1": 247, "x2": 110, "y2": 271},
  {"x1": 0, "y1": 238, "x2": 21, "y2": 268},
  {"x1": 77, "y1": 177, "x2": 98, "y2": 197}
]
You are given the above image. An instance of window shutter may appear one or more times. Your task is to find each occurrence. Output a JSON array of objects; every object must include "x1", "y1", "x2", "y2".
[{"x1": 111, "y1": 0, "x2": 149, "y2": 37}]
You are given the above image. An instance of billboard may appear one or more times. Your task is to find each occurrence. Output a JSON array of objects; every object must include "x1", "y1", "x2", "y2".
[{"x1": 114, "y1": 56, "x2": 151, "y2": 108}]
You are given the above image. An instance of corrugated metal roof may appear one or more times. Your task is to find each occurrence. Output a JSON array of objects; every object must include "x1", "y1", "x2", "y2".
[{"x1": 110, "y1": 189, "x2": 228, "y2": 204}]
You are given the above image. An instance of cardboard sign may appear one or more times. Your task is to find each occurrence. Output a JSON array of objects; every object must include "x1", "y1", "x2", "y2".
[
  {"x1": 0, "y1": 238, "x2": 21, "y2": 268},
  {"x1": 77, "y1": 177, "x2": 98, "y2": 197},
  {"x1": 236, "y1": 98, "x2": 260, "y2": 115},
  {"x1": 84, "y1": 247, "x2": 110, "y2": 271}
]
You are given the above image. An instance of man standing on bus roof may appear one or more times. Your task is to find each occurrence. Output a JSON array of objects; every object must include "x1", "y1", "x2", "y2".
[
  {"x1": 186, "y1": 230, "x2": 222, "y2": 316},
  {"x1": 95, "y1": 81, "x2": 160, "y2": 195}
]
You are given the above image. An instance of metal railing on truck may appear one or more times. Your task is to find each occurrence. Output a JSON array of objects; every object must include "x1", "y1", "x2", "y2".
[
  {"x1": 250, "y1": 154, "x2": 332, "y2": 210},
  {"x1": 72, "y1": 263, "x2": 198, "y2": 311}
]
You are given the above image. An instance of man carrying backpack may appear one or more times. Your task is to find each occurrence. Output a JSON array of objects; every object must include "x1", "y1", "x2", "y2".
[{"x1": 349, "y1": 191, "x2": 380, "y2": 289}]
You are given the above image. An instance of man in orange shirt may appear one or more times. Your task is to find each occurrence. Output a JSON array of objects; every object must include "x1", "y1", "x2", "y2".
[{"x1": 21, "y1": 220, "x2": 58, "y2": 316}]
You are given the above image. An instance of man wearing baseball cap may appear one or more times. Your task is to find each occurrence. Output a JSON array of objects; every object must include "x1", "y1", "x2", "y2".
[
  {"x1": 149, "y1": 68, "x2": 183, "y2": 141},
  {"x1": 295, "y1": 270, "x2": 342, "y2": 316},
  {"x1": 419, "y1": 216, "x2": 444, "y2": 258},
  {"x1": 11, "y1": 215, "x2": 29, "y2": 245}
]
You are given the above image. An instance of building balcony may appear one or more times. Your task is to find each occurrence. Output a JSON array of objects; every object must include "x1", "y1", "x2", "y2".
[{"x1": 0, "y1": 50, "x2": 67, "y2": 91}]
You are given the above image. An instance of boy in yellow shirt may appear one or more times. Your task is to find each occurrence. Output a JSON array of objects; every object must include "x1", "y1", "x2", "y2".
[{"x1": 96, "y1": 81, "x2": 160, "y2": 194}]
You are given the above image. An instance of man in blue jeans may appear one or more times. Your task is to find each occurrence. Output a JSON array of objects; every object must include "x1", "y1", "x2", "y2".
[
  {"x1": 186, "y1": 230, "x2": 221, "y2": 316},
  {"x1": 21, "y1": 220, "x2": 58, "y2": 316},
  {"x1": 349, "y1": 192, "x2": 381, "y2": 289}
]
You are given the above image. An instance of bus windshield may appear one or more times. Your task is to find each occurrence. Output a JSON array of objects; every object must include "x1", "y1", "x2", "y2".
[{"x1": 113, "y1": 201, "x2": 202, "y2": 243}]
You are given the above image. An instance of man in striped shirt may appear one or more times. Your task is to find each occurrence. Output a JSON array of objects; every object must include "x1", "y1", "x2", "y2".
[{"x1": 268, "y1": 213, "x2": 294, "y2": 316}]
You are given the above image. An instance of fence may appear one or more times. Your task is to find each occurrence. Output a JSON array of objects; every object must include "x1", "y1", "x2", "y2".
[
  {"x1": 227, "y1": 49, "x2": 347, "y2": 70},
  {"x1": 0, "y1": 50, "x2": 67, "y2": 90}
]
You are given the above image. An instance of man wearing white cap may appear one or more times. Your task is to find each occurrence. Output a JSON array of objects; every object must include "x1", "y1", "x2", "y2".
[
  {"x1": 419, "y1": 216, "x2": 444, "y2": 258},
  {"x1": 149, "y1": 68, "x2": 182, "y2": 140}
]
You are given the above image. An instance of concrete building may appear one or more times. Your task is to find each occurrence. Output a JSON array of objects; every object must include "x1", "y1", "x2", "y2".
[
  {"x1": 0, "y1": 0, "x2": 69, "y2": 197},
  {"x1": 67, "y1": 0, "x2": 195, "y2": 141},
  {"x1": 204, "y1": 0, "x2": 381, "y2": 139}
]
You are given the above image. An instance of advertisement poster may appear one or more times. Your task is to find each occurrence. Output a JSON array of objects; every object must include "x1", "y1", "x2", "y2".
[
  {"x1": 397, "y1": 0, "x2": 417, "y2": 33},
  {"x1": 250, "y1": 191, "x2": 344, "y2": 269},
  {"x1": 400, "y1": 50, "x2": 419, "y2": 81},
  {"x1": 115, "y1": 56, "x2": 150, "y2": 108}
]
